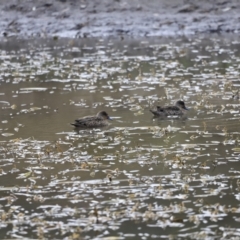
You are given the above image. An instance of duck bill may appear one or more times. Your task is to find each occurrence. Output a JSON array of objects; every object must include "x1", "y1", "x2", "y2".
[{"x1": 108, "y1": 117, "x2": 113, "y2": 120}]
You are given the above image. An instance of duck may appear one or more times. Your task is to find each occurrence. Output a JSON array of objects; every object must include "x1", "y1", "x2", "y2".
[
  {"x1": 71, "y1": 111, "x2": 112, "y2": 128},
  {"x1": 150, "y1": 100, "x2": 189, "y2": 117}
]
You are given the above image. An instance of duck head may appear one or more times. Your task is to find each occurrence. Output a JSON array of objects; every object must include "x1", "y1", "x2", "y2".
[
  {"x1": 97, "y1": 111, "x2": 112, "y2": 120},
  {"x1": 176, "y1": 100, "x2": 189, "y2": 110}
]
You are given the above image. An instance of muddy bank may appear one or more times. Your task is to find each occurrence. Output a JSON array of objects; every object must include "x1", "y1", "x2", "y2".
[{"x1": 0, "y1": 0, "x2": 240, "y2": 38}]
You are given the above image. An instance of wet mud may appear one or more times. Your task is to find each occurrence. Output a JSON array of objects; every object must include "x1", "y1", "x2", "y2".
[{"x1": 1, "y1": 0, "x2": 240, "y2": 38}]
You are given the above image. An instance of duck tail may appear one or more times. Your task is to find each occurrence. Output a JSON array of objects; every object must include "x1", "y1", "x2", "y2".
[{"x1": 149, "y1": 109, "x2": 157, "y2": 116}]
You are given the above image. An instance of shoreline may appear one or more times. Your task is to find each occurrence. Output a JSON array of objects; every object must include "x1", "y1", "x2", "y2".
[{"x1": 1, "y1": 0, "x2": 239, "y2": 38}]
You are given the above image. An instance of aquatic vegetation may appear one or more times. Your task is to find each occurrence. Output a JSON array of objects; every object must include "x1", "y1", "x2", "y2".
[{"x1": 0, "y1": 37, "x2": 239, "y2": 238}]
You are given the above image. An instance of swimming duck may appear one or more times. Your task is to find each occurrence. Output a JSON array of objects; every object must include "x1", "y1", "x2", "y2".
[
  {"x1": 150, "y1": 100, "x2": 189, "y2": 117},
  {"x1": 71, "y1": 111, "x2": 112, "y2": 128}
]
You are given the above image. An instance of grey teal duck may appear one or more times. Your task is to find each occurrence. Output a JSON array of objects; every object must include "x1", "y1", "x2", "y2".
[
  {"x1": 71, "y1": 111, "x2": 112, "y2": 128},
  {"x1": 150, "y1": 100, "x2": 189, "y2": 117}
]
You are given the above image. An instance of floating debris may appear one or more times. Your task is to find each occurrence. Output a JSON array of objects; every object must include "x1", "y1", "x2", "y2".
[{"x1": 0, "y1": 37, "x2": 238, "y2": 239}]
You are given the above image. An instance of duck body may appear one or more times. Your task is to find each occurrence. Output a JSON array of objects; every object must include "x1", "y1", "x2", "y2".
[
  {"x1": 71, "y1": 111, "x2": 112, "y2": 128},
  {"x1": 150, "y1": 100, "x2": 189, "y2": 117}
]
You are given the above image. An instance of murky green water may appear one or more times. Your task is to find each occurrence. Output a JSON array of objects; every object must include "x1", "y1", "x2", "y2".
[{"x1": 0, "y1": 36, "x2": 240, "y2": 239}]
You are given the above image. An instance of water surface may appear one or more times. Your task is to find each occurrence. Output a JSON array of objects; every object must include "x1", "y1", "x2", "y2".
[{"x1": 0, "y1": 36, "x2": 240, "y2": 239}]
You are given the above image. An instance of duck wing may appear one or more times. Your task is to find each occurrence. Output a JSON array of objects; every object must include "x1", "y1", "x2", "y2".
[
  {"x1": 71, "y1": 116, "x2": 106, "y2": 128},
  {"x1": 150, "y1": 106, "x2": 166, "y2": 116},
  {"x1": 74, "y1": 116, "x2": 96, "y2": 123},
  {"x1": 164, "y1": 106, "x2": 180, "y2": 111},
  {"x1": 163, "y1": 106, "x2": 182, "y2": 115}
]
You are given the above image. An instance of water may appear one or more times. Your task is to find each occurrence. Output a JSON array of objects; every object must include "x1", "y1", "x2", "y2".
[{"x1": 0, "y1": 36, "x2": 240, "y2": 239}]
